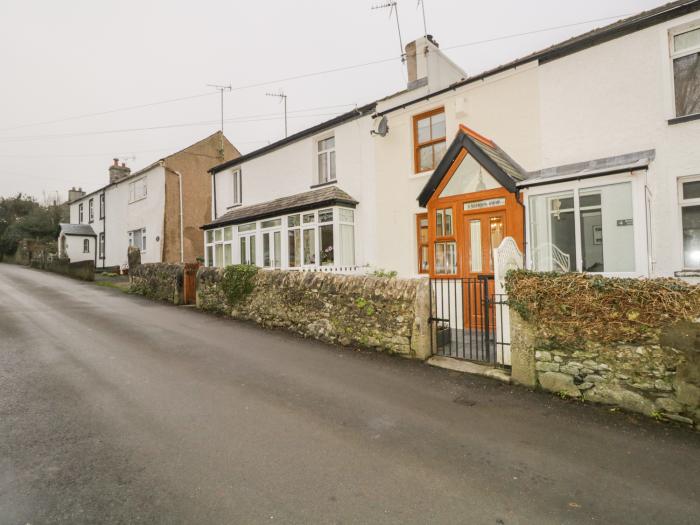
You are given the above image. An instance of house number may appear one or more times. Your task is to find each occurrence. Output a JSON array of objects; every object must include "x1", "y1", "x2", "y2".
[{"x1": 616, "y1": 219, "x2": 633, "y2": 226}]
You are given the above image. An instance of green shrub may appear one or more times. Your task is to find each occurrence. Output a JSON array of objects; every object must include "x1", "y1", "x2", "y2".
[
  {"x1": 372, "y1": 269, "x2": 397, "y2": 278},
  {"x1": 221, "y1": 264, "x2": 258, "y2": 304}
]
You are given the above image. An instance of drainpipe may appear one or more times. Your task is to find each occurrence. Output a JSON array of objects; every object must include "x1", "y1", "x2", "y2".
[{"x1": 174, "y1": 170, "x2": 184, "y2": 263}]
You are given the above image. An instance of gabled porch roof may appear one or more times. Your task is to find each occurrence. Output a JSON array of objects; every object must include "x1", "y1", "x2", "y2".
[{"x1": 417, "y1": 125, "x2": 527, "y2": 207}]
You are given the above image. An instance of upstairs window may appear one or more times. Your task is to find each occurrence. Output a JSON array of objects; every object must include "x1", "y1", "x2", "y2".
[
  {"x1": 671, "y1": 26, "x2": 700, "y2": 118},
  {"x1": 129, "y1": 177, "x2": 147, "y2": 203},
  {"x1": 413, "y1": 108, "x2": 446, "y2": 173},
  {"x1": 99, "y1": 193, "x2": 105, "y2": 219},
  {"x1": 78, "y1": 203, "x2": 84, "y2": 223},
  {"x1": 317, "y1": 136, "x2": 336, "y2": 184},
  {"x1": 88, "y1": 198, "x2": 94, "y2": 223},
  {"x1": 232, "y1": 169, "x2": 242, "y2": 206}
]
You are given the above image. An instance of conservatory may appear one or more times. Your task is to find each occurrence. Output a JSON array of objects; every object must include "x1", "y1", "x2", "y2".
[{"x1": 202, "y1": 187, "x2": 358, "y2": 271}]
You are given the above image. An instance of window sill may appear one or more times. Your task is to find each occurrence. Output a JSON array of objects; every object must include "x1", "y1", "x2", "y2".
[
  {"x1": 668, "y1": 113, "x2": 700, "y2": 126},
  {"x1": 410, "y1": 171, "x2": 433, "y2": 179},
  {"x1": 128, "y1": 197, "x2": 147, "y2": 205},
  {"x1": 310, "y1": 180, "x2": 338, "y2": 189},
  {"x1": 226, "y1": 204, "x2": 242, "y2": 210},
  {"x1": 674, "y1": 269, "x2": 700, "y2": 277}
]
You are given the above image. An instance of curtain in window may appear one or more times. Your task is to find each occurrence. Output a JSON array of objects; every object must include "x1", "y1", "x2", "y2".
[{"x1": 674, "y1": 52, "x2": 700, "y2": 117}]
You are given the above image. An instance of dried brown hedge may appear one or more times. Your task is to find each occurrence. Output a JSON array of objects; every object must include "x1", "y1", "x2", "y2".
[{"x1": 505, "y1": 270, "x2": 700, "y2": 345}]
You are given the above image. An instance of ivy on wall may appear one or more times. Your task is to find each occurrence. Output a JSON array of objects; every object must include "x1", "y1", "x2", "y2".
[
  {"x1": 221, "y1": 264, "x2": 258, "y2": 304},
  {"x1": 505, "y1": 270, "x2": 700, "y2": 346}
]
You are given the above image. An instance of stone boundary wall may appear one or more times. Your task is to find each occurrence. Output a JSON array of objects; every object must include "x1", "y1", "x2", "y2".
[
  {"x1": 29, "y1": 257, "x2": 95, "y2": 281},
  {"x1": 507, "y1": 274, "x2": 700, "y2": 429},
  {"x1": 130, "y1": 263, "x2": 184, "y2": 304},
  {"x1": 197, "y1": 267, "x2": 431, "y2": 359}
]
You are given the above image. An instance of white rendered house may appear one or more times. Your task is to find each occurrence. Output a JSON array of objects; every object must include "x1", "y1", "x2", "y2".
[{"x1": 204, "y1": 1, "x2": 700, "y2": 281}]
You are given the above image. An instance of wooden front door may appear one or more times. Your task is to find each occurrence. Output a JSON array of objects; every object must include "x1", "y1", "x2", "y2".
[
  {"x1": 463, "y1": 211, "x2": 505, "y2": 329},
  {"x1": 183, "y1": 262, "x2": 199, "y2": 305}
]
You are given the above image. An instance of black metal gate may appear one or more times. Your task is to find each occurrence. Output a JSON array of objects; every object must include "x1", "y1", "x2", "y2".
[{"x1": 428, "y1": 276, "x2": 509, "y2": 366}]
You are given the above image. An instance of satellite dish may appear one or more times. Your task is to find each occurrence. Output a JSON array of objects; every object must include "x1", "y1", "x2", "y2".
[{"x1": 371, "y1": 115, "x2": 389, "y2": 137}]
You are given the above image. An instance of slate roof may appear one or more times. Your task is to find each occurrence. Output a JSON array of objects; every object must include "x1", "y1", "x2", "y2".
[
  {"x1": 518, "y1": 150, "x2": 656, "y2": 187},
  {"x1": 203, "y1": 186, "x2": 358, "y2": 229},
  {"x1": 417, "y1": 125, "x2": 527, "y2": 207},
  {"x1": 59, "y1": 223, "x2": 97, "y2": 236}
]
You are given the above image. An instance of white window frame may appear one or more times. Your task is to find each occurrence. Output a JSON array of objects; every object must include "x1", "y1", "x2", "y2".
[
  {"x1": 83, "y1": 238, "x2": 90, "y2": 253},
  {"x1": 99, "y1": 193, "x2": 105, "y2": 219},
  {"x1": 203, "y1": 206, "x2": 356, "y2": 271},
  {"x1": 524, "y1": 173, "x2": 648, "y2": 277},
  {"x1": 88, "y1": 199, "x2": 94, "y2": 223},
  {"x1": 316, "y1": 135, "x2": 336, "y2": 184},
  {"x1": 128, "y1": 228, "x2": 147, "y2": 253},
  {"x1": 128, "y1": 177, "x2": 147, "y2": 204},
  {"x1": 232, "y1": 169, "x2": 242, "y2": 206},
  {"x1": 677, "y1": 175, "x2": 700, "y2": 269},
  {"x1": 99, "y1": 232, "x2": 105, "y2": 259},
  {"x1": 669, "y1": 23, "x2": 700, "y2": 118},
  {"x1": 78, "y1": 203, "x2": 84, "y2": 223}
]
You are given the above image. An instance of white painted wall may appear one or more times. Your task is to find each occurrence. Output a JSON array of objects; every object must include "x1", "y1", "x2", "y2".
[
  {"x1": 68, "y1": 165, "x2": 166, "y2": 268},
  {"x1": 60, "y1": 234, "x2": 95, "y2": 263},
  {"x1": 372, "y1": 63, "x2": 542, "y2": 277},
  {"x1": 536, "y1": 11, "x2": 700, "y2": 277},
  {"x1": 212, "y1": 115, "x2": 376, "y2": 268}
]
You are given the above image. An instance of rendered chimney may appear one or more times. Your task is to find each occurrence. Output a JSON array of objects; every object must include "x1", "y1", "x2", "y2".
[
  {"x1": 109, "y1": 157, "x2": 131, "y2": 184},
  {"x1": 67, "y1": 187, "x2": 86, "y2": 203},
  {"x1": 404, "y1": 35, "x2": 439, "y2": 90}
]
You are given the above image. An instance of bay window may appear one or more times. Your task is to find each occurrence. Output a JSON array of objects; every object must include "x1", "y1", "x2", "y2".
[
  {"x1": 203, "y1": 205, "x2": 355, "y2": 270},
  {"x1": 671, "y1": 25, "x2": 700, "y2": 118},
  {"x1": 529, "y1": 182, "x2": 635, "y2": 273}
]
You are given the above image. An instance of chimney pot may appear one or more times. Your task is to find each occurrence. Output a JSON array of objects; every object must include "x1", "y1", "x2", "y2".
[{"x1": 113, "y1": 158, "x2": 119, "y2": 166}]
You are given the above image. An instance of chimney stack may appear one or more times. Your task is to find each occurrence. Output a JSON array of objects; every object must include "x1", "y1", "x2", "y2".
[
  {"x1": 109, "y1": 158, "x2": 131, "y2": 184},
  {"x1": 405, "y1": 35, "x2": 440, "y2": 90},
  {"x1": 68, "y1": 186, "x2": 86, "y2": 203}
]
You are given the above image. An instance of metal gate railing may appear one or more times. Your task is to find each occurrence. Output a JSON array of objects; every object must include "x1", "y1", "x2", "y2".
[{"x1": 428, "y1": 276, "x2": 509, "y2": 367}]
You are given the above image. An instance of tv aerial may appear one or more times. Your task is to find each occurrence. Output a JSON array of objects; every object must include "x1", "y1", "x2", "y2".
[{"x1": 372, "y1": 1, "x2": 405, "y2": 62}]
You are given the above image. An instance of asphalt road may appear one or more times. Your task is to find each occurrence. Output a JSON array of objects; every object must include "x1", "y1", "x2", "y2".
[{"x1": 1, "y1": 263, "x2": 699, "y2": 525}]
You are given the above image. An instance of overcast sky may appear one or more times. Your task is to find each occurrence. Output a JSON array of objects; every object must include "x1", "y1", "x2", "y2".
[{"x1": 0, "y1": 0, "x2": 668, "y2": 202}]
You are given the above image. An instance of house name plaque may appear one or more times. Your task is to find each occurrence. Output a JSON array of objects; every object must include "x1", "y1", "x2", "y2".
[{"x1": 463, "y1": 198, "x2": 506, "y2": 211}]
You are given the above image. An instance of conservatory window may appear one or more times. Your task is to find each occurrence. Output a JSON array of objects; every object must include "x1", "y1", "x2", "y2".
[{"x1": 529, "y1": 182, "x2": 635, "y2": 273}]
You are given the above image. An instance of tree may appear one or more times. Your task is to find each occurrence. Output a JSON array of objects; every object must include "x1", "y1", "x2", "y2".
[{"x1": 0, "y1": 194, "x2": 68, "y2": 257}]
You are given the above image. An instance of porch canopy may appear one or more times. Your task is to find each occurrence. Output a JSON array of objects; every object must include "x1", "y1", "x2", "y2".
[
  {"x1": 59, "y1": 223, "x2": 96, "y2": 237},
  {"x1": 417, "y1": 124, "x2": 527, "y2": 208}
]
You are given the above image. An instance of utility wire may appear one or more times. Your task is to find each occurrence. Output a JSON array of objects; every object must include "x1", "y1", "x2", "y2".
[{"x1": 0, "y1": 12, "x2": 631, "y2": 134}]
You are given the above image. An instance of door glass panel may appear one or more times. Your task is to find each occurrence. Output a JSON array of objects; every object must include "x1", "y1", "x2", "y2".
[
  {"x1": 288, "y1": 229, "x2": 301, "y2": 267},
  {"x1": 239, "y1": 237, "x2": 246, "y2": 264},
  {"x1": 303, "y1": 229, "x2": 316, "y2": 265},
  {"x1": 580, "y1": 210, "x2": 604, "y2": 272},
  {"x1": 215, "y1": 244, "x2": 223, "y2": 268},
  {"x1": 489, "y1": 216, "x2": 504, "y2": 268},
  {"x1": 273, "y1": 231, "x2": 281, "y2": 268},
  {"x1": 469, "y1": 220, "x2": 482, "y2": 272},
  {"x1": 263, "y1": 233, "x2": 271, "y2": 267}
]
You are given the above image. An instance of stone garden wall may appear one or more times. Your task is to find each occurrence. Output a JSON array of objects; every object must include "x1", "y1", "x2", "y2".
[
  {"x1": 130, "y1": 263, "x2": 184, "y2": 304},
  {"x1": 197, "y1": 266, "x2": 431, "y2": 359},
  {"x1": 507, "y1": 271, "x2": 700, "y2": 428},
  {"x1": 30, "y1": 257, "x2": 95, "y2": 281}
]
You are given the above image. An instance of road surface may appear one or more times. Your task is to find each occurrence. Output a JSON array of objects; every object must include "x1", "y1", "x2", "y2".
[{"x1": 1, "y1": 263, "x2": 698, "y2": 524}]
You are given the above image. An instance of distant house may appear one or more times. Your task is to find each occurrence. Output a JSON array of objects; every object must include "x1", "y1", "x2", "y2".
[
  {"x1": 64, "y1": 132, "x2": 239, "y2": 269},
  {"x1": 57, "y1": 223, "x2": 97, "y2": 263}
]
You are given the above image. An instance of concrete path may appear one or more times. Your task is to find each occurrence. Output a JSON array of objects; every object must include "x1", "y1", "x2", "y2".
[{"x1": 1, "y1": 263, "x2": 698, "y2": 524}]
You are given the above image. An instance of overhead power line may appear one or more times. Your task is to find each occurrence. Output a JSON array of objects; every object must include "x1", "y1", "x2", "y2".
[{"x1": 0, "y1": 12, "x2": 631, "y2": 135}]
